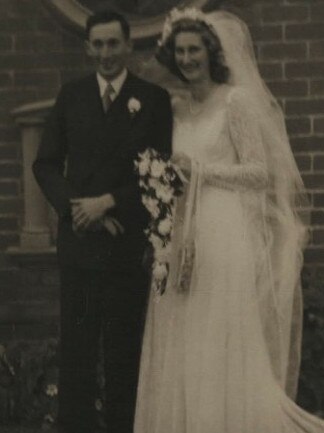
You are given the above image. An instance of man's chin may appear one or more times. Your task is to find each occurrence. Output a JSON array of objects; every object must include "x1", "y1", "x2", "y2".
[{"x1": 99, "y1": 67, "x2": 123, "y2": 81}]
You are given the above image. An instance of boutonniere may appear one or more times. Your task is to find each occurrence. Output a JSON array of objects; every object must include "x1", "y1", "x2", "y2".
[{"x1": 127, "y1": 97, "x2": 141, "y2": 118}]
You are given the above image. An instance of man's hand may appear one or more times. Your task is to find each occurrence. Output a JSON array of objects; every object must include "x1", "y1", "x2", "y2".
[
  {"x1": 70, "y1": 194, "x2": 115, "y2": 230},
  {"x1": 102, "y1": 217, "x2": 125, "y2": 237}
]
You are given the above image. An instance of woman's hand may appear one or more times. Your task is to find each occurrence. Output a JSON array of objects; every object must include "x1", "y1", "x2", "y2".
[{"x1": 172, "y1": 152, "x2": 191, "y2": 178}]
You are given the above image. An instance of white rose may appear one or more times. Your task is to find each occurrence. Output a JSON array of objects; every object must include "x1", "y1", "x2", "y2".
[
  {"x1": 156, "y1": 186, "x2": 174, "y2": 204},
  {"x1": 151, "y1": 160, "x2": 166, "y2": 178},
  {"x1": 158, "y1": 217, "x2": 173, "y2": 236},
  {"x1": 128, "y1": 97, "x2": 141, "y2": 114},
  {"x1": 148, "y1": 178, "x2": 160, "y2": 190},
  {"x1": 149, "y1": 233, "x2": 164, "y2": 251},
  {"x1": 138, "y1": 158, "x2": 150, "y2": 176},
  {"x1": 45, "y1": 384, "x2": 58, "y2": 397},
  {"x1": 153, "y1": 262, "x2": 168, "y2": 280},
  {"x1": 142, "y1": 196, "x2": 159, "y2": 218},
  {"x1": 95, "y1": 399, "x2": 103, "y2": 411}
]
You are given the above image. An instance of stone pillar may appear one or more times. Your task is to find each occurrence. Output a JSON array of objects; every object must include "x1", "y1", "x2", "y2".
[{"x1": 11, "y1": 100, "x2": 55, "y2": 252}]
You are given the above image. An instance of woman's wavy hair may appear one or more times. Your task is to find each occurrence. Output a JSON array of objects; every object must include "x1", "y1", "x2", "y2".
[{"x1": 156, "y1": 18, "x2": 229, "y2": 84}]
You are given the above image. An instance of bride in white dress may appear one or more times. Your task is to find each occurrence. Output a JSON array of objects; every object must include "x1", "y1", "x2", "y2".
[{"x1": 134, "y1": 8, "x2": 324, "y2": 433}]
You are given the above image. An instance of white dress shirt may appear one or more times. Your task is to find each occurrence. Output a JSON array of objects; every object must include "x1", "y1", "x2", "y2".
[{"x1": 96, "y1": 69, "x2": 128, "y2": 102}]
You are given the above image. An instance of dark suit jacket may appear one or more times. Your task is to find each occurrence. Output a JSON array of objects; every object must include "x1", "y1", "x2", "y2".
[{"x1": 33, "y1": 72, "x2": 172, "y2": 271}]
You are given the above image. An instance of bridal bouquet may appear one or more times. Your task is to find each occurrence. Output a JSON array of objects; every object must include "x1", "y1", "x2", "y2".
[{"x1": 135, "y1": 148, "x2": 184, "y2": 295}]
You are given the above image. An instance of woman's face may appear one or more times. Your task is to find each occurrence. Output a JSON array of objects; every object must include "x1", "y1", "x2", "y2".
[{"x1": 174, "y1": 31, "x2": 210, "y2": 83}]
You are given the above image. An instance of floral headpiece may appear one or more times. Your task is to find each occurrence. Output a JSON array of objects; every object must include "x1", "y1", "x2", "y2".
[{"x1": 158, "y1": 7, "x2": 215, "y2": 47}]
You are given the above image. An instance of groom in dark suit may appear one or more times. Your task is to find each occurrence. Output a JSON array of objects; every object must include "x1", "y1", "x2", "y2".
[{"x1": 33, "y1": 10, "x2": 172, "y2": 433}]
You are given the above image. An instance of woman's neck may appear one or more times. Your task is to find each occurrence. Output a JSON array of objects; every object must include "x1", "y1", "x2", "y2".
[{"x1": 190, "y1": 79, "x2": 218, "y2": 102}]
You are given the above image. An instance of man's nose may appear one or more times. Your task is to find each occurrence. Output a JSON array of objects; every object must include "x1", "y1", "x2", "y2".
[{"x1": 100, "y1": 44, "x2": 111, "y2": 57}]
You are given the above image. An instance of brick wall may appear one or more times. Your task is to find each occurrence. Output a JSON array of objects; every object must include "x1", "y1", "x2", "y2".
[{"x1": 0, "y1": 0, "x2": 323, "y2": 267}]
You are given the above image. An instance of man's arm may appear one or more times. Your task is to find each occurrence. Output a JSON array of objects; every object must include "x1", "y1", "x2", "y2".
[
  {"x1": 69, "y1": 88, "x2": 173, "y2": 230},
  {"x1": 112, "y1": 88, "x2": 173, "y2": 215},
  {"x1": 32, "y1": 86, "x2": 77, "y2": 219}
]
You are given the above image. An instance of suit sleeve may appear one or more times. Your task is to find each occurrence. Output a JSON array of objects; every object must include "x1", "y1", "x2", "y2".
[
  {"x1": 32, "y1": 86, "x2": 77, "y2": 218},
  {"x1": 112, "y1": 88, "x2": 173, "y2": 218}
]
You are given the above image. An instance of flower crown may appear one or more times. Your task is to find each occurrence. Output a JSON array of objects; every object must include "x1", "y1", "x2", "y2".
[{"x1": 158, "y1": 7, "x2": 215, "y2": 47}]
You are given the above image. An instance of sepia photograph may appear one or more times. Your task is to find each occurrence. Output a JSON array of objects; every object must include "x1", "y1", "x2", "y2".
[{"x1": 0, "y1": 0, "x2": 324, "y2": 432}]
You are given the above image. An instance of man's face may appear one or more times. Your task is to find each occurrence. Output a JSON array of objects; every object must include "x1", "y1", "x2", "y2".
[{"x1": 85, "y1": 21, "x2": 131, "y2": 81}]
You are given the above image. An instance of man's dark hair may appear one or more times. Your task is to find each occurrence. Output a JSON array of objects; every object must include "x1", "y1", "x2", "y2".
[{"x1": 85, "y1": 10, "x2": 130, "y2": 40}]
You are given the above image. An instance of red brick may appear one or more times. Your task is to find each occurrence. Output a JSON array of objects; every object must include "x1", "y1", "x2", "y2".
[
  {"x1": 291, "y1": 137, "x2": 324, "y2": 152},
  {"x1": 62, "y1": 32, "x2": 84, "y2": 50},
  {"x1": 0, "y1": 35, "x2": 12, "y2": 51},
  {"x1": 310, "y1": 80, "x2": 324, "y2": 96},
  {"x1": 304, "y1": 247, "x2": 324, "y2": 264},
  {"x1": 302, "y1": 174, "x2": 324, "y2": 189},
  {"x1": 267, "y1": 80, "x2": 307, "y2": 97},
  {"x1": 295, "y1": 155, "x2": 312, "y2": 172},
  {"x1": 286, "y1": 23, "x2": 324, "y2": 40},
  {"x1": 0, "y1": 53, "x2": 84, "y2": 70},
  {"x1": 36, "y1": 17, "x2": 61, "y2": 33},
  {"x1": 11, "y1": 323, "x2": 58, "y2": 340},
  {"x1": 0, "y1": 144, "x2": 18, "y2": 159},
  {"x1": 61, "y1": 69, "x2": 88, "y2": 84},
  {"x1": 14, "y1": 71, "x2": 60, "y2": 88},
  {"x1": 286, "y1": 117, "x2": 311, "y2": 135},
  {"x1": 314, "y1": 155, "x2": 324, "y2": 171},
  {"x1": 312, "y1": 210, "x2": 324, "y2": 225},
  {"x1": 0, "y1": 163, "x2": 21, "y2": 178},
  {"x1": 0, "y1": 198, "x2": 21, "y2": 213},
  {"x1": 285, "y1": 62, "x2": 324, "y2": 79},
  {"x1": 0, "y1": 126, "x2": 19, "y2": 142},
  {"x1": 313, "y1": 230, "x2": 324, "y2": 245},
  {"x1": 0, "y1": 181, "x2": 19, "y2": 196},
  {"x1": 286, "y1": 99, "x2": 324, "y2": 116},
  {"x1": 260, "y1": 42, "x2": 306, "y2": 61},
  {"x1": 15, "y1": 33, "x2": 62, "y2": 53},
  {"x1": 314, "y1": 118, "x2": 324, "y2": 134},
  {"x1": 0, "y1": 73, "x2": 12, "y2": 88},
  {"x1": 262, "y1": 5, "x2": 308, "y2": 23},
  {"x1": 0, "y1": 217, "x2": 18, "y2": 231},
  {"x1": 0, "y1": 18, "x2": 35, "y2": 32},
  {"x1": 250, "y1": 25, "x2": 283, "y2": 42},
  {"x1": 0, "y1": 232, "x2": 19, "y2": 249},
  {"x1": 259, "y1": 62, "x2": 283, "y2": 80},
  {"x1": 311, "y1": 3, "x2": 324, "y2": 22},
  {"x1": 310, "y1": 42, "x2": 324, "y2": 59},
  {"x1": 314, "y1": 193, "x2": 324, "y2": 207}
]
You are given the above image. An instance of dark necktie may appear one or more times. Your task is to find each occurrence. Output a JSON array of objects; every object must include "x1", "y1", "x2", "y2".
[{"x1": 102, "y1": 83, "x2": 114, "y2": 113}]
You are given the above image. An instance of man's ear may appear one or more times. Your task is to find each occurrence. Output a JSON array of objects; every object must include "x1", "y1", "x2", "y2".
[
  {"x1": 84, "y1": 39, "x2": 92, "y2": 56},
  {"x1": 127, "y1": 38, "x2": 133, "y2": 53}
]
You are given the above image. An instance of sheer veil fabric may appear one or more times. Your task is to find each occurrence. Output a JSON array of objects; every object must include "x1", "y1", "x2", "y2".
[{"x1": 134, "y1": 10, "x2": 324, "y2": 433}]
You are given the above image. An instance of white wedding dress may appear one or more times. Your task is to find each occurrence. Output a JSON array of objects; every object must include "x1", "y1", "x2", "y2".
[{"x1": 134, "y1": 85, "x2": 324, "y2": 433}]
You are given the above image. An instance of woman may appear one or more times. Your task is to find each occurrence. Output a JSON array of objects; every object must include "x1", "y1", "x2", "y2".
[{"x1": 134, "y1": 8, "x2": 324, "y2": 433}]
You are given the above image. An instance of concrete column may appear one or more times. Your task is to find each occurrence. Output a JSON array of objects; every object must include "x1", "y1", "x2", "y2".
[{"x1": 11, "y1": 100, "x2": 55, "y2": 251}]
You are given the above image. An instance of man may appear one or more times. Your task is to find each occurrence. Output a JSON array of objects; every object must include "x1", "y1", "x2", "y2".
[{"x1": 33, "y1": 10, "x2": 172, "y2": 433}]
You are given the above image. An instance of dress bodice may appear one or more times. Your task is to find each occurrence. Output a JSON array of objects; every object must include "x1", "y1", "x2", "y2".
[
  {"x1": 172, "y1": 86, "x2": 237, "y2": 166},
  {"x1": 171, "y1": 84, "x2": 269, "y2": 193}
]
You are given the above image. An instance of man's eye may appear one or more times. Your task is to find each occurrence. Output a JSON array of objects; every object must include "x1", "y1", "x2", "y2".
[{"x1": 92, "y1": 40, "x2": 103, "y2": 49}]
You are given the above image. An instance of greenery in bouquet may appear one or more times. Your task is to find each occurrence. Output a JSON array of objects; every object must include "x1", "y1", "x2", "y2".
[{"x1": 135, "y1": 147, "x2": 184, "y2": 295}]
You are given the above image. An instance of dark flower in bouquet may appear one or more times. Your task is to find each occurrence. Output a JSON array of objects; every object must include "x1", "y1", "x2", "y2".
[{"x1": 135, "y1": 148, "x2": 184, "y2": 295}]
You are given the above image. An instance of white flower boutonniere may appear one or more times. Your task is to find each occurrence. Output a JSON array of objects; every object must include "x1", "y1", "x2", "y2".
[{"x1": 127, "y1": 97, "x2": 141, "y2": 117}]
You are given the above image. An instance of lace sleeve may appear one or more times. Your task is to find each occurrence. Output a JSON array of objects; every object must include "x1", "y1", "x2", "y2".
[{"x1": 201, "y1": 87, "x2": 268, "y2": 191}]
